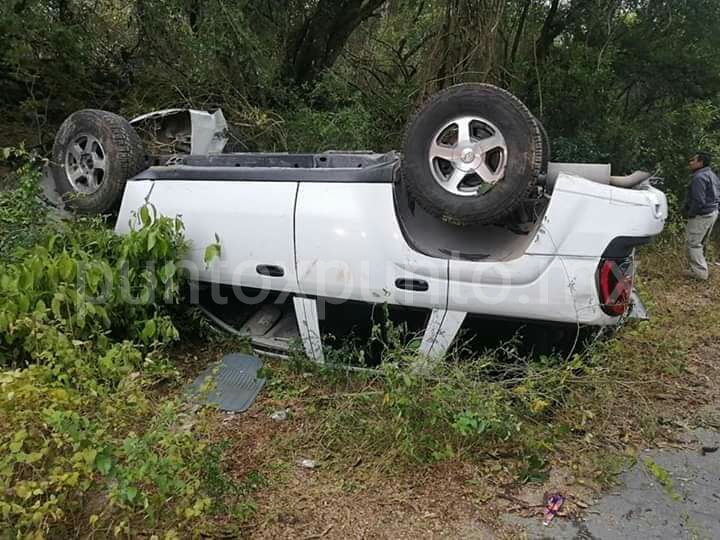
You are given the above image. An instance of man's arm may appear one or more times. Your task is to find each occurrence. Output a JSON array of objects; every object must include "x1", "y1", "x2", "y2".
[
  {"x1": 711, "y1": 171, "x2": 720, "y2": 204},
  {"x1": 687, "y1": 175, "x2": 706, "y2": 217}
]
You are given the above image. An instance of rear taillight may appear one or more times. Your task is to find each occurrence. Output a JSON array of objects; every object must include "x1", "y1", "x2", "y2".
[{"x1": 597, "y1": 258, "x2": 633, "y2": 316}]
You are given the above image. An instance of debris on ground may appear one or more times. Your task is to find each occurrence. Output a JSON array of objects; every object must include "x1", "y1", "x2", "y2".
[
  {"x1": 543, "y1": 493, "x2": 565, "y2": 526},
  {"x1": 270, "y1": 409, "x2": 290, "y2": 422},
  {"x1": 187, "y1": 353, "x2": 266, "y2": 412},
  {"x1": 507, "y1": 432, "x2": 720, "y2": 538},
  {"x1": 298, "y1": 459, "x2": 318, "y2": 469}
]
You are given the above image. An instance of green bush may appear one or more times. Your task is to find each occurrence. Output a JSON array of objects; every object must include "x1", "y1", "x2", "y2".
[
  {"x1": 0, "y1": 148, "x2": 49, "y2": 261},
  {"x1": 0, "y1": 164, "x2": 252, "y2": 538},
  {"x1": 283, "y1": 103, "x2": 376, "y2": 152},
  {"x1": 0, "y1": 203, "x2": 186, "y2": 369}
]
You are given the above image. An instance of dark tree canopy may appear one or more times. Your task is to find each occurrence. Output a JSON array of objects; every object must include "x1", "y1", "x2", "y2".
[{"x1": 1, "y1": 0, "x2": 720, "y2": 194}]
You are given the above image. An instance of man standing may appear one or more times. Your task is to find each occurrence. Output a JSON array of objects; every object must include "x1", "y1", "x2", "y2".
[{"x1": 684, "y1": 152, "x2": 719, "y2": 280}]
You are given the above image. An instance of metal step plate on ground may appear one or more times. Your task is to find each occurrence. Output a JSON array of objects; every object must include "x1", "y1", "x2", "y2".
[{"x1": 188, "y1": 353, "x2": 265, "y2": 412}]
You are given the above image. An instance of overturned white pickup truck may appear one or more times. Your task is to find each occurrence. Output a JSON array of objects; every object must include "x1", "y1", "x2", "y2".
[{"x1": 49, "y1": 84, "x2": 667, "y2": 361}]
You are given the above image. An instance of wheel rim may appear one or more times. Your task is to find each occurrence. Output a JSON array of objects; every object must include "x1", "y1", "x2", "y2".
[
  {"x1": 64, "y1": 134, "x2": 107, "y2": 195},
  {"x1": 427, "y1": 116, "x2": 508, "y2": 196}
]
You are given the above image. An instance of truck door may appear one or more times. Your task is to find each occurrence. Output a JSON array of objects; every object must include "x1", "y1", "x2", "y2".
[
  {"x1": 141, "y1": 179, "x2": 300, "y2": 294},
  {"x1": 294, "y1": 182, "x2": 448, "y2": 311}
]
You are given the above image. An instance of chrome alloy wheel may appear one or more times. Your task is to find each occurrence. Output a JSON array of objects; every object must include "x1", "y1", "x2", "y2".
[
  {"x1": 64, "y1": 133, "x2": 107, "y2": 194},
  {"x1": 428, "y1": 116, "x2": 508, "y2": 196}
]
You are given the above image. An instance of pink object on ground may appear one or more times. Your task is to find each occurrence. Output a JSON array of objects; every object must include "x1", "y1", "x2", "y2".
[{"x1": 543, "y1": 493, "x2": 565, "y2": 526}]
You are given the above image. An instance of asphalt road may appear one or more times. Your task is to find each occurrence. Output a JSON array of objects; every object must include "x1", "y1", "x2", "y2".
[{"x1": 507, "y1": 429, "x2": 720, "y2": 540}]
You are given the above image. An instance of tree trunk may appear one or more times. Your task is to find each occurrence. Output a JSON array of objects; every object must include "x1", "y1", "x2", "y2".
[
  {"x1": 536, "y1": 0, "x2": 561, "y2": 63},
  {"x1": 186, "y1": 0, "x2": 203, "y2": 34},
  {"x1": 283, "y1": 0, "x2": 387, "y2": 87},
  {"x1": 511, "y1": 0, "x2": 531, "y2": 63}
]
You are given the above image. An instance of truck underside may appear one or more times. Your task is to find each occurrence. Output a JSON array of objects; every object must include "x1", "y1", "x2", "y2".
[
  {"x1": 47, "y1": 88, "x2": 667, "y2": 362},
  {"x1": 111, "y1": 149, "x2": 665, "y2": 361}
]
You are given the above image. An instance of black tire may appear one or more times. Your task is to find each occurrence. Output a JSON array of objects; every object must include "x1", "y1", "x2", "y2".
[
  {"x1": 51, "y1": 109, "x2": 146, "y2": 214},
  {"x1": 401, "y1": 84, "x2": 545, "y2": 226},
  {"x1": 534, "y1": 115, "x2": 551, "y2": 174}
]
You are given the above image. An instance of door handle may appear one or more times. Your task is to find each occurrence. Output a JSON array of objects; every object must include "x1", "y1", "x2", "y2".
[
  {"x1": 395, "y1": 278, "x2": 429, "y2": 292},
  {"x1": 256, "y1": 265, "x2": 285, "y2": 277}
]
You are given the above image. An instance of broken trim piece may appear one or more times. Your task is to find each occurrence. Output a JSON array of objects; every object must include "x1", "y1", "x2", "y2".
[
  {"x1": 130, "y1": 108, "x2": 228, "y2": 155},
  {"x1": 628, "y1": 291, "x2": 649, "y2": 321}
]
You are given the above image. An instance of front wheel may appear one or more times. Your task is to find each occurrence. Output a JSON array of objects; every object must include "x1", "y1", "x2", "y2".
[
  {"x1": 50, "y1": 109, "x2": 146, "y2": 214},
  {"x1": 401, "y1": 84, "x2": 546, "y2": 226}
]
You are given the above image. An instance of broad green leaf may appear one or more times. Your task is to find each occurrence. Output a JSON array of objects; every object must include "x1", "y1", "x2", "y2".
[
  {"x1": 147, "y1": 231, "x2": 157, "y2": 251},
  {"x1": 16, "y1": 294, "x2": 30, "y2": 313},
  {"x1": 24, "y1": 452, "x2": 44, "y2": 464},
  {"x1": 18, "y1": 270, "x2": 33, "y2": 291},
  {"x1": 204, "y1": 243, "x2": 221, "y2": 266},
  {"x1": 95, "y1": 452, "x2": 113, "y2": 475},
  {"x1": 159, "y1": 262, "x2": 176, "y2": 284},
  {"x1": 139, "y1": 205, "x2": 151, "y2": 227},
  {"x1": 65, "y1": 472, "x2": 79, "y2": 487},
  {"x1": 14, "y1": 484, "x2": 32, "y2": 500},
  {"x1": 0, "y1": 274, "x2": 11, "y2": 290},
  {"x1": 125, "y1": 485, "x2": 138, "y2": 502},
  {"x1": 59, "y1": 256, "x2": 75, "y2": 282},
  {"x1": 141, "y1": 319, "x2": 156, "y2": 341}
]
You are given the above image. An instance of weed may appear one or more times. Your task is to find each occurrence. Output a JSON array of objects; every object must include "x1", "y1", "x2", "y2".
[
  {"x1": 281, "y1": 344, "x2": 563, "y2": 468},
  {"x1": 270, "y1": 234, "x2": 714, "y2": 492},
  {"x1": 682, "y1": 511, "x2": 713, "y2": 540},
  {"x1": 644, "y1": 458, "x2": 681, "y2": 501},
  {"x1": 517, "y1": 454, "x2": 549, "y2": 484}
]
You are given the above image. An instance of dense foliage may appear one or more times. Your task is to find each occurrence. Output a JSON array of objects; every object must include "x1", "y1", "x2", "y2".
[
  {"x1": 0, "y1": 166, "x2": 254, "y2": 538},
  {"x1": 2, "y1": 1, "x2": 720, "y2": 194}
]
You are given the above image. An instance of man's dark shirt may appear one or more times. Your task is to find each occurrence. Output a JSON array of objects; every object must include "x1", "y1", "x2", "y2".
[{"x1": 685, "y1": 166, "x2": 720, "y2": 218}]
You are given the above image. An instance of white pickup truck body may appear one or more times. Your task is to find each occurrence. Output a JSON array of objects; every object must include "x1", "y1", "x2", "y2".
[{"x1": 115, "y1": 149, "x2": 668, "y2": 362}]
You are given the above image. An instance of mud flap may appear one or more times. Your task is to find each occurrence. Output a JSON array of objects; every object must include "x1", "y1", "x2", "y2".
[{"x1": 628, "y1": 290, "x2": 649, "y2": 321}]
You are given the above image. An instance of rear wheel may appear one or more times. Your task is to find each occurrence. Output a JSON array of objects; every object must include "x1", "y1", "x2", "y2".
[
  {"x1": 401, "y1": 84, "x2": 546, "y2": 226},
  {"x1": 51, "y1": 109, "x2": 146, "y2": 214}
]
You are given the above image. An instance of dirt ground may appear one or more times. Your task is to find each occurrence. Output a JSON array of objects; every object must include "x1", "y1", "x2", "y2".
[
  {"x1": 178, "y1": 254, "x2": 720, "y2": 539},
  {"x1": 212, "y1": 418, "x2": 720, "y2": 539}
]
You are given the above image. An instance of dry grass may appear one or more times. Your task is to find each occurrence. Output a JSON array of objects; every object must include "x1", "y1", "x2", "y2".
[{"x1": 177, "y1": 233, "x2": 720, "y2": 538}]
